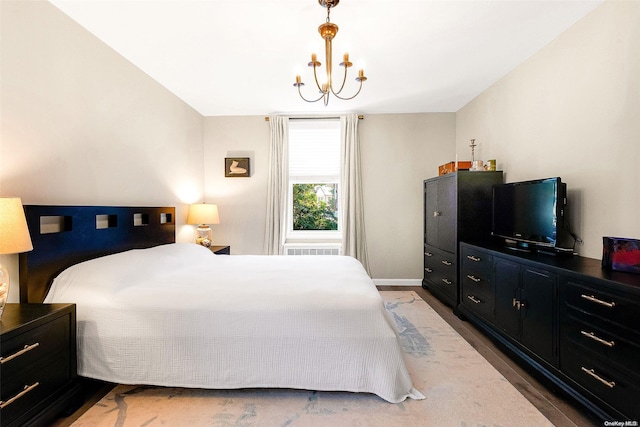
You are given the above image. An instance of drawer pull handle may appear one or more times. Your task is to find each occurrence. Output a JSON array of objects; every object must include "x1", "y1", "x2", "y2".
[
  {"x1": 580, "y1": 330, "x2": 615, "y2": 348},
  {"x1": 442, "y1": 278, "x2": 452, "y2": 285},
  {"x1": 580, "y1": 367, "x2": 615, "y2": 389},
  {"x1": 467, "y1": 295, "x2": 481, "y2": 304},
  {"x1": 424, "y1": 252, "x2": 433, "y2": 257},
  {"x1": 467, "y1": 275, "x2": 481, "y2": 283},
  {"x1": 0, "y1": 343, "x2": 40, "y2": 365},
  {"x1": 433, "y1": 211, "x2": 441, "y2": 217},
  {"x1": 441, "y1": 260, "x2": 452, "y2": 266},
  {"x1": 580, "y1": 294, "x2": 615, "y2": 308},
  {"x1": 425, "y1": 268, "x2": 433, "y2": 273},
  {"x1": 0, "y1": 382, "x2": 40, "y2": 409},
  {"x1": 467, "y1": 255, "x2": 481, "y2": 262}
]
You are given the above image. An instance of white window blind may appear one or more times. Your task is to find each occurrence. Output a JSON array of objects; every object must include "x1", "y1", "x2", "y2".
[{"x1": 288, "y1": 119, "x2": 340, "y2": 181}]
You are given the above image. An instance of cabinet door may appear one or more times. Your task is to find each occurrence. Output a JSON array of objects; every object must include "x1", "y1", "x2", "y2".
[
  {"x1": 436, "y1": 175, "x2": 456, "y2": 253},
  {"x1": 424, "y1": 180, "x2": 439, "y2": 248},
  {"x1": 424, "y1": 176, "x2": 456, "y2": 252},
  {"x1": 521, "y1": 268, "x2": 557, "y2": 365},
  {"x1": 494, "y1": 258, "x2": 521, "y2": 339}
]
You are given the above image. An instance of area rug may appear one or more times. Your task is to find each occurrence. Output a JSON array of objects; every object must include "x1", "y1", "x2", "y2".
[{"x1": 71, "y1": 291, "x2": 553, "y2": 427}]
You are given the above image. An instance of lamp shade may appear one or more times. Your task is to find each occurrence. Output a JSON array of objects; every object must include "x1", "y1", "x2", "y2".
[
  {"x1": 0, "y1": 198, "x2": 33, "y2": 255},
  {"x1": 187, "y1": 203, "x2": 220, "y2": 225}
]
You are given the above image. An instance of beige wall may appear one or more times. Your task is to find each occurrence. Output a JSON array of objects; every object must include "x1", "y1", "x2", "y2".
[
  {"x1": 202, "y1": 116, "x2": 270, "y2": 255},
  {"x1": 6, "y1": 0, "x2": 632, "y2": 299},
  {"x1": 202, "y1": 114, "x2": 456, "y2": 282},
  {"x1": 359, "y1": 114, "x2": 455, "y2": 280},
  {"x1": 1, "y1": 1, "x2": 454, "y2": 288},
  {"x1": 0, "y1": 2, "x2": 451, "y2": 295},
  {"x1": 0, "y1": 0, "x2": 204, "y2": 302},
  {"x1": 456, "y1": 0, "x2": 640, "y2": 259}
]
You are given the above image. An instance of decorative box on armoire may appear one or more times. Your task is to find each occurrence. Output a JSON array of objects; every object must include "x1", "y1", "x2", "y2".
[{"x1": 423, "y1": 171, "x2": 503, "y2": 308}]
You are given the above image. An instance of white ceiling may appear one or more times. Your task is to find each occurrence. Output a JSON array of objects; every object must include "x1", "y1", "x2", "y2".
[{"x1": 48, "y1": 0, "x2": 604, "y2": 117}]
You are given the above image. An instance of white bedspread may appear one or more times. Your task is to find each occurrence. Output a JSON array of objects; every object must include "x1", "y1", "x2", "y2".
[{"x1": 44, "y1": 243, "x2": 423, "y2": 403}]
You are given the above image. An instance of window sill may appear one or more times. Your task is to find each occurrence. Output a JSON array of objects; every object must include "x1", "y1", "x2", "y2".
[{"x1": 285, "y1": 231, "x2": 341, "y2": 243}]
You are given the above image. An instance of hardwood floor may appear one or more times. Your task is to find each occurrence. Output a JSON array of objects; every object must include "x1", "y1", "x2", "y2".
[
  {"x1": 50, "y1": 379, "x2": 115, "y2": 427},
  {"x1": 378, "y1": 285, "x2": 601, "y2": 427},
  {"x1": 53, "y1": 286, "x2": 601, "y2": 427}
]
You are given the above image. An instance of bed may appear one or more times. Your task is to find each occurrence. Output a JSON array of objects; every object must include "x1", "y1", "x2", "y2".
[{"x1": 20, "y1": 205, "x2": 423, "y2": 403}]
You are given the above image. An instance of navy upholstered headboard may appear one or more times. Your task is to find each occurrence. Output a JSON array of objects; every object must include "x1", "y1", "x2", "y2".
[{"x1": 19, "y1": 205, "x2": 176, "y2": 303}]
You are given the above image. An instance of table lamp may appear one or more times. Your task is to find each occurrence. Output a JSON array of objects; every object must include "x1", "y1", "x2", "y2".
[
  {"x1": 0, "y1": 198, "x2": 33, "y2": 317},
  {"x1": 187, "y1": 203, "x2": 220, "y2": 248}
]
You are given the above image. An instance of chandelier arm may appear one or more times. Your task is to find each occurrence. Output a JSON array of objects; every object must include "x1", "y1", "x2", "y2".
[
  {"x1": 331, "y1": 65, "x2": 349, "y2": 95},
  {"x1": 331, "y1": 80, "x2": 363, "y2": 101},
  {"x1": 297, "y1": 84, "x2": 326, "y2": 103},
  {"x1": 312, "y1": 65, "x2": 325, "y2": 94}
]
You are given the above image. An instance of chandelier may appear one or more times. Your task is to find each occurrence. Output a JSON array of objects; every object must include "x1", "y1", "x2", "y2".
[{"x1": 293, "y1": 0, "x2": 367, "y2": 106}]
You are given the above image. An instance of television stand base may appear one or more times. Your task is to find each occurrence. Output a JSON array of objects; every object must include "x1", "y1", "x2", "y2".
[{"x1": 502, "y1": 240, "x2": 575, "y2": 256}]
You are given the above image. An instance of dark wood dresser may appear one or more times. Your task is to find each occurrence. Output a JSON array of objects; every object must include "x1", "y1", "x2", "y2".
[
  {"x1": 459, "y1": 242, "x2": 640, "y2": 421},
  {"x1": 1, "y1": 303, "x2": 81, "y2": 426},
  {"x1": 422, "y1": 171, "x2": 503, "y2": 307}
]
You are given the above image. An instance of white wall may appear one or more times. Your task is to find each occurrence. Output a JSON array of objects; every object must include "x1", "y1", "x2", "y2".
[
  {"x1": 0, "y1": 0, "x2": 204, "y2": 302},
  {"x1": 456, "y1": 0, "x2": 640, "y2": 259}
]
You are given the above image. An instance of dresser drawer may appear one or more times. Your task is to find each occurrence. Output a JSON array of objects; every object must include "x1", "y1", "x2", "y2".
[
  {"x1": 1, "y1": 314, "x2": 69, "y2": 376},
  {"x1": 461, "y1": 291, "x2": 493, "y2": 321},
  {"x1": 562, "y1": 310, "x2": 640, "y2": 378},
  {"x1": 1, "y1": 352, "x2": 72, "y2": 426},
  {"x1": 461, "y1": 246, "x2": 493, "y2": 278},
  {"x1": 461, "y1": 270, "x2": 492, "y2": 299},
  {"x1": 563, "y1": 280, "x2": 639, "y2": 330},
  {"x1": 424, "y1": 248, "x2": 456, "y2": 275},
  {"x1": 1, "y1": 304, "x2": 79, "y2": 427},
  {"x1": 562, "y1": 344, "x2": 640, "y2": 420},
  {"x1": 424, "y1": 267, "x2": 456, "y2": 291}
]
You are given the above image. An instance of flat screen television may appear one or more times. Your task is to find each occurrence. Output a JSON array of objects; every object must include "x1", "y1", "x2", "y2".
[{"x1": 492, "y1": 177, "x2": 572, "y2": 253}]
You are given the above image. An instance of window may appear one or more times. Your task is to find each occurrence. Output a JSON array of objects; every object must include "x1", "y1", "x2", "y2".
[{"x1": 288, "y1": 119, "x2": 341, "y2": 238}]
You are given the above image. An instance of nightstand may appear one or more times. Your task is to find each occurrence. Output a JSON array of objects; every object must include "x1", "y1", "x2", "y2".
[
  {"x1": 209, "y1": 245, "x2": 230, "y2": 255},
  {"x1": 0, "y1": 303, "x2": 82, "y2": 427}
]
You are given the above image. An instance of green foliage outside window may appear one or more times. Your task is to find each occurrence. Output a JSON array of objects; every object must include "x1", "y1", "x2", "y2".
[{"x1": 292, "y1": 183, "x2": 338, "y2": 230}]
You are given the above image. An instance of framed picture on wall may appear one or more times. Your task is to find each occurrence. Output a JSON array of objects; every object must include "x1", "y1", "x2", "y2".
[{"x1": 225, "y1": 157, "x2": 250, "y2": 177}]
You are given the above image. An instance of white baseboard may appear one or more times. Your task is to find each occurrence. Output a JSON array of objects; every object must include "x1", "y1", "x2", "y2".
[{"x1": 372, "y1": 279, "x2": 422, "y2": 287}]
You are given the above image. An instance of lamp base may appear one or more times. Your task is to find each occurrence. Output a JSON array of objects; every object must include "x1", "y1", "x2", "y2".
[
  {"x1": 194, "y1": 225, "x2": 213, "y2": 248},
  {"x1": 0, "y1": 263, "x2": 9, "y2": 318}
]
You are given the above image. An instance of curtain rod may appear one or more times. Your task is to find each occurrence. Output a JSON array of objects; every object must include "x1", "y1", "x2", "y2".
[{"x1": 264, "y1": 115, "x2": 364, "y2": 121}]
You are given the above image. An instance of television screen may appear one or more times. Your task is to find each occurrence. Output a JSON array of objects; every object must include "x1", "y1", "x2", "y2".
[{"x1": 492, "y1": 177, "x2": 566, "y2": 249}]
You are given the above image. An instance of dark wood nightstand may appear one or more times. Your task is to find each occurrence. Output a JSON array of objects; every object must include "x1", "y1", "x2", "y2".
[
  {"x1": 209, "y1": 245, "x2": 230, "y2": 255},
  {"x1": 0, "y1": 303, "x2": 82, "y2": 427}
]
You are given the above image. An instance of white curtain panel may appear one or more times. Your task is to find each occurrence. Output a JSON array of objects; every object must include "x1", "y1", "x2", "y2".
[
  {"x1": 263, "y1": 115, "x2": 289, "y2": 255},
  {"x1": 340, "y1": 114, "x2": 371, "y2": 275}
]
